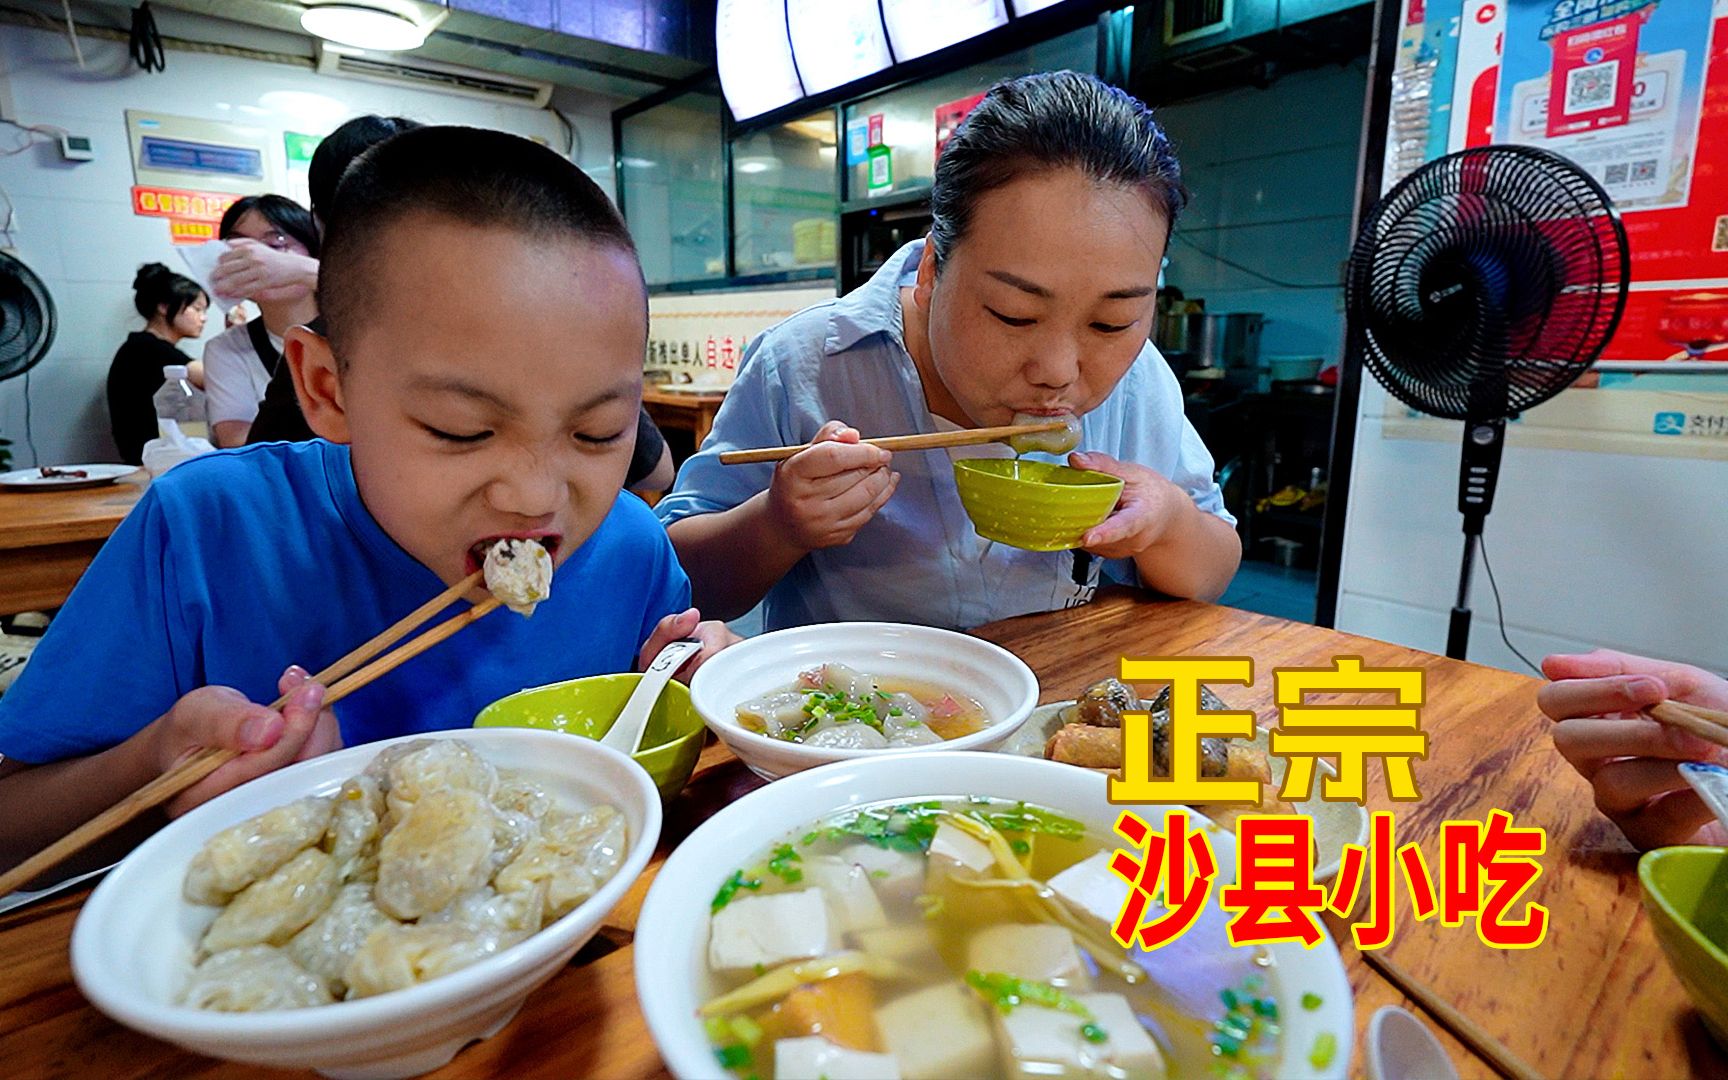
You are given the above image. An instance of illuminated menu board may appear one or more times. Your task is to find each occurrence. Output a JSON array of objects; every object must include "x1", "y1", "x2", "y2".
[
  {"x1": 881, "y1": 0, "x2": 1009, "y2": 61},
  {"x1": 716, "y1": 0, "x2": 805, "y2": 121},
  {"x1": 786, "y1": 0, "x2": 894, "y2": 96}
]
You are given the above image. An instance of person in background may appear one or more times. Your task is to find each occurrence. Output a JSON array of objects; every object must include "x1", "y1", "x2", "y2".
[
  {"x1": 107, "y1": 263, "x2": 208, "y2": 466},
  {"x1": 658, "y1": 72, "x2": 1240, "y2": 631},
  {"x1": 202, "y1": 194, "x2": 321, "y2": 447},
  {"x1": 1542, "y1": 648, "x2": 1728, "y2": 849},
  {"x1": 232, "y1": 115, "x2": 418, "y2": 447},
  {"x1": 229, "y1": 113, "x2": 677, "y2": 497}
]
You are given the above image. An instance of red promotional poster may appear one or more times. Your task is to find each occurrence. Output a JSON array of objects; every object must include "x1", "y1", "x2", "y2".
[
  {"x1": 935, "y1": 92, "x2": 988, "y2": 160},
  {"x1": 1502, "y1": 1, "x2": 1728, "y2": 361},
  {"x1": 130, "y1": 185, "x2": 239, "y2": 224},
  {"x1": 1544, "y1": 11, "x2": 1643, "y2": 137}
]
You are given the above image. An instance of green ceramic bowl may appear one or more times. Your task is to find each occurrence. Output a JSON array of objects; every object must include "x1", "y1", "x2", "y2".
[
  {"x1": 1639, "y1": 845, "x2": 1728, "y2": 1049},
  {"x1": 474, "y1": 674, "x2": 705, "y2": 802},
  {"x1": 953, "y1": 458, "x2": 1124, "y2": 552}
]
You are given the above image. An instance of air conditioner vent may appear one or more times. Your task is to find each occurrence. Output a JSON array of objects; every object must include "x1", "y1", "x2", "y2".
[{"x1": 315, "y1": 49, "x2": 552, "y2": 107}]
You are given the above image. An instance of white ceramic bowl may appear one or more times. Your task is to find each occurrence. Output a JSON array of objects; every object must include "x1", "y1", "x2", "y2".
[
  {"x1": 635, "y1": 750, "x2": 1353, "y2": 1080},
  {"x1": 71, "y1": 728, "x2": 661, "y2": 1080},
  {"x1": 687, "y1": 621, "x2": 1040, "y2": 779}
]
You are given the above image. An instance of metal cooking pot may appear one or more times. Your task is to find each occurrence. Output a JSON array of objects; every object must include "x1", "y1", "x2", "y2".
[{"x1": 1157, "y1": 312, "x2": 1265, "y2": 371}]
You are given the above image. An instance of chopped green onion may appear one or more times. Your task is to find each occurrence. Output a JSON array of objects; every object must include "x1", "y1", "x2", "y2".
[
  {"x1": 1309, "y1": 1033, "x2": 1338, "y2": 1069},
  {"x1": 964, "y1": 971, "x2": 1095, "y2": 1021},
  {"x1": 711, "y1": 869, "x2": 762, "y2": 912},
  {"x1": 1301, "y1": 992, "x2": 1323, "y2": 1011},
  {"x1": 766, "y1": 843, "x2": 803, "y2": 884},
  {"x1": 715, "y1": 1043, "x2": 751, "y2": 1069},
  {"x1": 1080, "y1": 1022, "x2": 1109, "y2": 1044}
]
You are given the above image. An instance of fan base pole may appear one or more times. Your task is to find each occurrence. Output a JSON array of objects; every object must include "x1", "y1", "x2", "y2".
[{"x1": 1446, "y1": 531, "x2": 1480, "y2": 660}]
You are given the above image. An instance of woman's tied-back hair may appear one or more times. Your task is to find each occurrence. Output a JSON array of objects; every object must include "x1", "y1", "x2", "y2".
[
  {"x1": 316, "y1": 124, "x2": 639, "y2": 362},
  {"x1": 131, "y1": 262, "x2": 206, "y2": 321},
  {"x1": 218, "y1": 194, "x2": 321, "y2": 258},
  {"x1": 928, "y1": 71, "x2": 1186, "y2": 270}
]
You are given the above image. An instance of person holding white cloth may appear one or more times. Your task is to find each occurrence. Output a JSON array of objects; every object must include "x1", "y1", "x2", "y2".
[{"x1": 200, "y1": 195, "x2": 320, "y2": 447}]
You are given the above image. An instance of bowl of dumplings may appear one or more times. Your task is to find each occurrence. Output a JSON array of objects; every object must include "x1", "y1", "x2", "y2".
[{"x1": 70, "y1": 728, "x2": 661, "y2": 1080}]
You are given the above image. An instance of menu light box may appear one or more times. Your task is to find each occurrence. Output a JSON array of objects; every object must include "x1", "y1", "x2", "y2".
[
  {"x1": 787, "y1": 0, "x2": 894, "y2": 96},
  {"x1": 716, "y1": 0, "x2": 805, "y2": 120},
  {"x1": 882, "y1": 0, "x2": 1009, "y2": 61}
]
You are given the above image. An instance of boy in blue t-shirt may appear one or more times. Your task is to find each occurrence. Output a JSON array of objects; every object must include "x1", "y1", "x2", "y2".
[{"x1": 0, "y1": 126, "x2": 732, "y2": 865}]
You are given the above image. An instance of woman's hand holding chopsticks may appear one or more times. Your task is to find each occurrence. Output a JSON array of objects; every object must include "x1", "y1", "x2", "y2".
[
  {"x1": 1541, "y1": 648, "x2": 1728, "y2": 850},
  {"x1": 152, "y1": 666, "x2": 341, "y2": 818}
]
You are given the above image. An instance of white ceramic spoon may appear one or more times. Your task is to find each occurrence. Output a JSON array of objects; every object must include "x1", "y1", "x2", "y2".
[
  {"x1": 1367, "y1": 1005, "x2": 1460, "y2": 1080},
  {"x1": 601, "y1": 638, "x2": 703, "y2": 756}
]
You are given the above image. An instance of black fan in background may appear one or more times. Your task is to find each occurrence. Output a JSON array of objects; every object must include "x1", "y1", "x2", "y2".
[
  {"x1": 1345, "y1": 145, "x2": 1629, "y2": 660},
  {"x1": 0, "y1": 251, "x2": 56, "y2": 384}
]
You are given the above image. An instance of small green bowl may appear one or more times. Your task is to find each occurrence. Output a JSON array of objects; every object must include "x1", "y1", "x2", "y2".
[
  {"x1": 1639, "y1": 845, "x2": 1728, "y2": 1049},
  {"x1": 953, "y1": 458, "x2": 1124, "y2": 552},
  {"x1": 474, "y1": 674, "x2": 705, "y2": 802}
]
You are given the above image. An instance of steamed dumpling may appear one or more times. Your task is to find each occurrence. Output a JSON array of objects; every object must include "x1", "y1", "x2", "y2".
[
  {"x1": 494, "y1": 804, "x2": 626, "y2": 921},
  {"x1": 375, "y1": 789, "x2": 497, "y2": 920},
  {"x1": 382, "y1": 739, "x2": 498, "y2": 821},
  {"x1": 343, "y1": 923, "x2": 519, "y2": 999},
  {"x1": 184, "y1": 796, "x2": 335, "y2": 906},
  {"x1": 326, "y1": 775, "x2": 385, "y2": 883},
  {"x1": 181, "y1": 945, "x2": 332, "y2": 1011},
  {"x1": 201, "y1": 848, "x2": 340, "y2": 954},
  {"x1": 286, "y1": 881, "x2": 395, "y2": 993}
]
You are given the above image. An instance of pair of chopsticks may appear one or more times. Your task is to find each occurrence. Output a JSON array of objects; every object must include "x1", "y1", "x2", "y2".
[
  {"x1": 1358, "y1": 947, "x2": 1546, "y2": 1080},
  {"x1": 718, "y1": 420, "x2": 1068, "y2": 465},
  {"x1": 0, "y1": 572, "x2": 502, "y2": 898},
  {"x1": 1647, "y1": 699, "x2": 1728, "y2": 751}
]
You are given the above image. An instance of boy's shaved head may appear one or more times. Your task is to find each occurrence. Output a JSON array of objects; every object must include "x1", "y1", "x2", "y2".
[{"x1": 317, "y1": 125, "x2": 640, "y2": 364}]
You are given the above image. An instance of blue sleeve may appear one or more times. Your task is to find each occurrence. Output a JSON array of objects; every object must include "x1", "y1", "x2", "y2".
[
  {"x1": 654, "y1": 331, "x2": 792, "y2": 527},
  {"x1": 0, "y1": 491, "x2": 197, "y2": 764},
  {"x1": 631, "y1": 497, "x2": 694, "y2": 653}
]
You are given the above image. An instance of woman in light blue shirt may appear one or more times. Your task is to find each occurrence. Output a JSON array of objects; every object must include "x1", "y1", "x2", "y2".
[{"x1": 657, "y1": 71, "x2": 1241, "y2": 632}]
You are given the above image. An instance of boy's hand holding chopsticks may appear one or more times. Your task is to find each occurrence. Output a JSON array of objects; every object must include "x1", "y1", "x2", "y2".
[
  {"x1": 151, "y1": 666, "x2": 341, "y2": 818},
  {"x1": 766, "y1": 420, "x2": 901, "y2": 552}
]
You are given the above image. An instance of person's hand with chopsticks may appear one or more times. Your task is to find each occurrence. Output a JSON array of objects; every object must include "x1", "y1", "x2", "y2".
[
  {"x1": 767, "y1": 420, "x2": 902, "y2": 552},
  {"x1": 1541, "y1": 648, "x2": 1728, "y2": 849},
  {"x1": 150, "y1": 666, "x2": 341, "y2": 817}
]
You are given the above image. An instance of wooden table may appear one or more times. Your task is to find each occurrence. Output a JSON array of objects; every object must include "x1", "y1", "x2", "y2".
[
  {"x1": 0, "y1": 478, "x2": 146, "y2": 616},
  {"x1": 1, "y1": 593, "x2": 1719, "y2": 1079},
  {"x1": 642, "y1": 386, "x2": 727, "y2": 453}
]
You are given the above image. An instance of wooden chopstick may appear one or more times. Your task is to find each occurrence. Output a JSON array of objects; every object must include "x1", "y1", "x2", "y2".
[
  {"x1": 0, "y1": 572, "x2": 491, "y2": 897},
  {"x1": 1359, "y1": 948, "x2": 1546, "y2": 1080},
  {"x1": 718, "y1": 421, "x2": 1068, "y2": 466},
  {"x1": 1648, "y1": 700, "x2": 1728, "y2": 750}
]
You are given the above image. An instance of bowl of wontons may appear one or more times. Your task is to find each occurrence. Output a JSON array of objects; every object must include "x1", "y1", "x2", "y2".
[{"x1": 70, "y1": 728, "x2": 660, "y2": 1079}]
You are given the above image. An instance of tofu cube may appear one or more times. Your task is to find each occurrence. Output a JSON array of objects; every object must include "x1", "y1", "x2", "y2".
[
  {"x1": 773, "y1": 1036, "x2": 901, "y2": 1080},
  {"x1": 966, "y1": 923, "x2": 1090, "y2": 989},
  {"x1": 1049, "y1": 850, "x2": 1137, "y2": 928},
  {"x1": 995, "y1": 993, "x2": 1164, "y2": 1079},
  {"x1": 852, "y1": 924, "x2": 942, "y2": 969},
  {"x1": 708, "y1": 889, "x2": 837, "y2": 972},
  {"x1": 927, "y1": 822, "x2": 995, "y2": 883},
  {"x1": 875, "y1": 982, "x2": 996, "y2": 1080},
  {"x1": 838, "y1": 843, "x2": 925, "y2": 907},
  {"x1": 806, "y1": 855, "x2": 888, "y2": 934}
]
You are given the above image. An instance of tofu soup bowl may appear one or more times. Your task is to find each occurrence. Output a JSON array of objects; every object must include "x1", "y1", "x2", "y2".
[
  {"x1": 70, "y1": 728, "x2": 661, "y2": 1080},
  {"x1": 634, "y1": 751, "x2": 1353, "y2": 1080},
  {"x1": 688, "y1": 622, "x2": 1040, "y2": 780}
]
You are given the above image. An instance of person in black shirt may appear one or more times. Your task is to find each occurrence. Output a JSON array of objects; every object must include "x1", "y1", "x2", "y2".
[
  {"x1": 238, "y1": 114, "x2": 677, "y2": 496},
  {"x1": 107, "y1": 263, "x2": 208, "y2": 465}
]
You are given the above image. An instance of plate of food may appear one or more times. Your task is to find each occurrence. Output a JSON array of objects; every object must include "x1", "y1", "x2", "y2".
[
  {"x1": 70, "y1": 728, "x2": 660, "y2": 1079},
  {"x1": 635, "y1": 750, "x2": 1354, "y2": 1079},
  {"x1": 1004, "y1": 678, "x2": 1370, "y2": 883},
  {"x1": 0, "y1": 463, "x2": 139, "y2": 491},
  {"x1": 687, "y1": 622, "x2": 1040, "y2": 779}
]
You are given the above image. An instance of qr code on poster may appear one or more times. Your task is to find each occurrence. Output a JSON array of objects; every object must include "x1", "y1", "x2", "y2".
[
  {"x1": 1631, "y1": 159, "x2": 1658, "y2": 182},
  {"x1": 1566, "y1": 60, "x2": 1618, "y2": 114},
  {"x1": 1714, "y1": 215, "x2": 1728, "y2": 253},
  {"x1": 1605, "y1": 163, "x2": 1629, "y2": 184}
]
